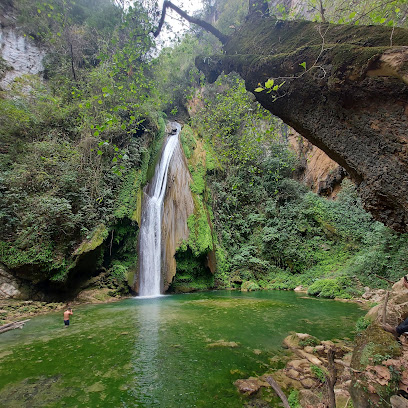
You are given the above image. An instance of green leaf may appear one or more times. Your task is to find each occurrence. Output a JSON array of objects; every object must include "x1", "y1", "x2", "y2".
[
  {"x1": 97, "y1": 150, "x2": 103, "y2": 155},
  {"x1": 112, "y1": 157, "x2": 118, "y2": 163},
  {"x1": 94, "y1": 131, "x2": 99, "y2": 136},
  {"x1": 349, "y1": 11, "x2": 356, "y2": 19},
  {"x1": 121, "y1": 124, "x2": 126, "y2": 130},
  {"x1": 98, "y1": 100, "x2": 103, "y2": 104},
  {"x1": 254, "y1": 87, "x2": 264, "y2": 92},
  {"x1": 299, "y1": 62, "x2": 306, "y2": 70},
  {"x1": 265, "y1": 79, "x2": 274, "y2": 89},
  {"x1": 273, "y1": 85, "x2": 279, "y2": 91}
]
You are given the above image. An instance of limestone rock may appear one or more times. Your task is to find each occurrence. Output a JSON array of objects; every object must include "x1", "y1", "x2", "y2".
[
  {"x1": 0, "y1": 27, "x2": 45, "y2": 89},
  {"x1": 296, "y1": 349, "x2": 323, "y2": 366},
  {"x1": 0, "y1": 264, "x2": 21, "y2": 299},
  {"x1": 162, "y1": 140, "x2": 195, "y2": 291},
  {"x1": 368, "y1": 277, "x2": 408, "y2": 327},
  {"x1": 300, "y1": 377, "x2": 318, "y2": 389},
  {"x1": 390, "y1": 395, "x2": 408, "y2": 408}
]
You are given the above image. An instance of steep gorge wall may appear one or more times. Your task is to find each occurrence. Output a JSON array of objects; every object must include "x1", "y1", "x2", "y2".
[
  {"x1": 0, "y1": 18, "x2": 45, "y2": 89},
  {"x1": 289, "y1": 130, "x2": 346, "y2": 198},
  {"x1": 162, "y1": 142, "x2": 195, "y2": 290}
]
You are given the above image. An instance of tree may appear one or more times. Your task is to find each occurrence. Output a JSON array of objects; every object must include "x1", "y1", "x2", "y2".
[{"x1": 154, "y1": 0, "x2": 408, "y2": 232}]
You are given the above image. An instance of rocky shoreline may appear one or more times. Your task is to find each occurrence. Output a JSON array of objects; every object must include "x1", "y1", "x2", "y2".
[{"x1": 234, "y1": 278, "x2": 408, "y2": 408}]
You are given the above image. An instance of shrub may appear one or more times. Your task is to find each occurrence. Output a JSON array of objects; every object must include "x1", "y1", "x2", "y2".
[{"x1": 241, "y1": 280, "x2": 260, "y2": 291}]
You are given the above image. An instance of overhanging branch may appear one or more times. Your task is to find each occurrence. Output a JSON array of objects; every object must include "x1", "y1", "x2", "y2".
[{"x1": 153, "y1": 1, "x2": 229, "y2": 45}]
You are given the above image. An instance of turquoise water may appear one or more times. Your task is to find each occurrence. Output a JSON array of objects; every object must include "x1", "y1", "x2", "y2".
[{"x1": 0, "y1": 291, "x2": 365, "y2": 407}]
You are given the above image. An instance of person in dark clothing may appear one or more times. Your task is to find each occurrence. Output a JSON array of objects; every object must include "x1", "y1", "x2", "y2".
[{"x1": 396, "y1": 317, "x2": 408, "y2": 336}]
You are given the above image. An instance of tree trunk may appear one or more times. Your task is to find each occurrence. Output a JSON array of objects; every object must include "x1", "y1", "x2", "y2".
[{"x1": 0, "y1": 320, "x2": 30, "y2": 334}]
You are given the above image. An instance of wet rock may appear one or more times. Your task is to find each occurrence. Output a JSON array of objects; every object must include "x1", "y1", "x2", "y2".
[
  {"x1": 234, "y1": 378, "x2": 265, "y2": 395},
  {"x1": 207, "y1": 340, "x2": 239, "y2": 348}
]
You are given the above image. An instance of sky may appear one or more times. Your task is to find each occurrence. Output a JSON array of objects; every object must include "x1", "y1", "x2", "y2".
[{"x1": 156, "y1": 0, "x2": 204, "y2": 45}]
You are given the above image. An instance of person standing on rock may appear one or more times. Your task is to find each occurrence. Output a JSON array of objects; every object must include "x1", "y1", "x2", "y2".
[{"x1": 63, "y1": 308, "x2": 73, "y2": 327}]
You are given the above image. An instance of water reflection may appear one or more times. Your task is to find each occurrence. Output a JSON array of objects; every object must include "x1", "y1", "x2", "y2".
[{"x1": 131, "y1": 299, "x2": 162, "y2": 405}]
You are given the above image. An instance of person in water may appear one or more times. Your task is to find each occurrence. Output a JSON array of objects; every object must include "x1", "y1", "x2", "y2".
[
  {"x1": 63, "y1": 308, "x2": 73, "y2": 327},
  {"x1": 382, "y1": 276, "x2": 408, "y2": 337}
]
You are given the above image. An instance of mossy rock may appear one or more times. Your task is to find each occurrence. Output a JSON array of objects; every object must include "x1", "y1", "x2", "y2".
[
  {"x1": 74, "y1": 224, "x2": 108, "y2": 256},
  {"x1": 350, "y1": 323, "x2": 401, "y2": 408},
  {"x1": 351, "y1": 323, "x2": 401, "y2": 371}
]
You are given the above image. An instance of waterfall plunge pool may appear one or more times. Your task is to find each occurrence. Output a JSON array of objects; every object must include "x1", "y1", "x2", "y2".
[{"x1": 0, "y1": 291, "x2": 365, "y2": 407}]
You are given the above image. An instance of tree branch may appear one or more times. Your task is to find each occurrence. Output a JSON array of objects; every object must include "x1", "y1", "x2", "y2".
[
  {"x1": 264, "y1": 376, "x2": 290, "y2": 408},
  {"x1": 153, "y1": 1, "x2": 229, "y2": 45}
]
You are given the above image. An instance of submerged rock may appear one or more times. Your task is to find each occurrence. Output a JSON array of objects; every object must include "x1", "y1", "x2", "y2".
[
  {"x1": 206, "y1": 340, "x2": 239, "y2": 348},
  {"x1": 234, "y1": 377, "x2": 269, "y2": 395}
]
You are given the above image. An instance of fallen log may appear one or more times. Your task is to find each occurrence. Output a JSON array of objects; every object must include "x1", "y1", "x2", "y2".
[
  {"x1": 0, "y1": 319, "x2": 30, "y2": 334},
  {"x1": 264, "y1": 375, "x2": 290, "y2": 408}
]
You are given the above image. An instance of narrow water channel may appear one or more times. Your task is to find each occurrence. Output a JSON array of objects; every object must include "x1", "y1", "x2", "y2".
[{"x1": 0, "y1": 291, "x2": 365, "y2": 407}]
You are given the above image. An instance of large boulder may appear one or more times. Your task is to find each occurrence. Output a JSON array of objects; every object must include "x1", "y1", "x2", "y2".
[{"x1": 0, "y1": 264, "x2": 21, "y2": 299}]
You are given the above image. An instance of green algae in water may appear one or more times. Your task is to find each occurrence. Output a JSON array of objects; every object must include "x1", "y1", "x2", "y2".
[{"x1": 0, "y1": 291, "x2": 365, "y2": 407}]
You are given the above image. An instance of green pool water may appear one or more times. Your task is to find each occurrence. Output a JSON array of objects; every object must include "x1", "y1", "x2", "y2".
[{"x1": 0, "y1": 291, "x2": 365, "y2": 407}]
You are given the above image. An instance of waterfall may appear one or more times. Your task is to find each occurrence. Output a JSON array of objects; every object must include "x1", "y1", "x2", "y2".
[{"x1": 138, "y1": 122, "x2": 181, "y2": 297}]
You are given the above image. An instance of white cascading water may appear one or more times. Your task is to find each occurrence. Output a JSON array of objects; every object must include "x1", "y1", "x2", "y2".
[{"x1": 138, "y1": 122, "x2": 181, "y2": 297}]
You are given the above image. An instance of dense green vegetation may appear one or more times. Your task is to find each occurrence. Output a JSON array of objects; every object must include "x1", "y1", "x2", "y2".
[
  {"x1": 0, "y1": 0, "x2": 166, "y2": 294},
  {"x1": 0, "y1": 0, "x2": 407, "y2": 299},
  {"x1": 185, "y1": 73, "x2": 408, "y2": 297}
]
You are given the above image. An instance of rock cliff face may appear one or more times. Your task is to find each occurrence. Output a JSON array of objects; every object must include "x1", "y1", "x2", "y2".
[
  {"x1": 196, "y1": 18, "x2": 408, "y2": 231},
  {"x1": 162, "y1": 142, "x2": 195, "y2": 291},
  {"x1": 289, "y1": 130, "x2": 346, "y2": 198},
  {"x1": 0, "y1": 26, "x2": 45, "y2": 89}
]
